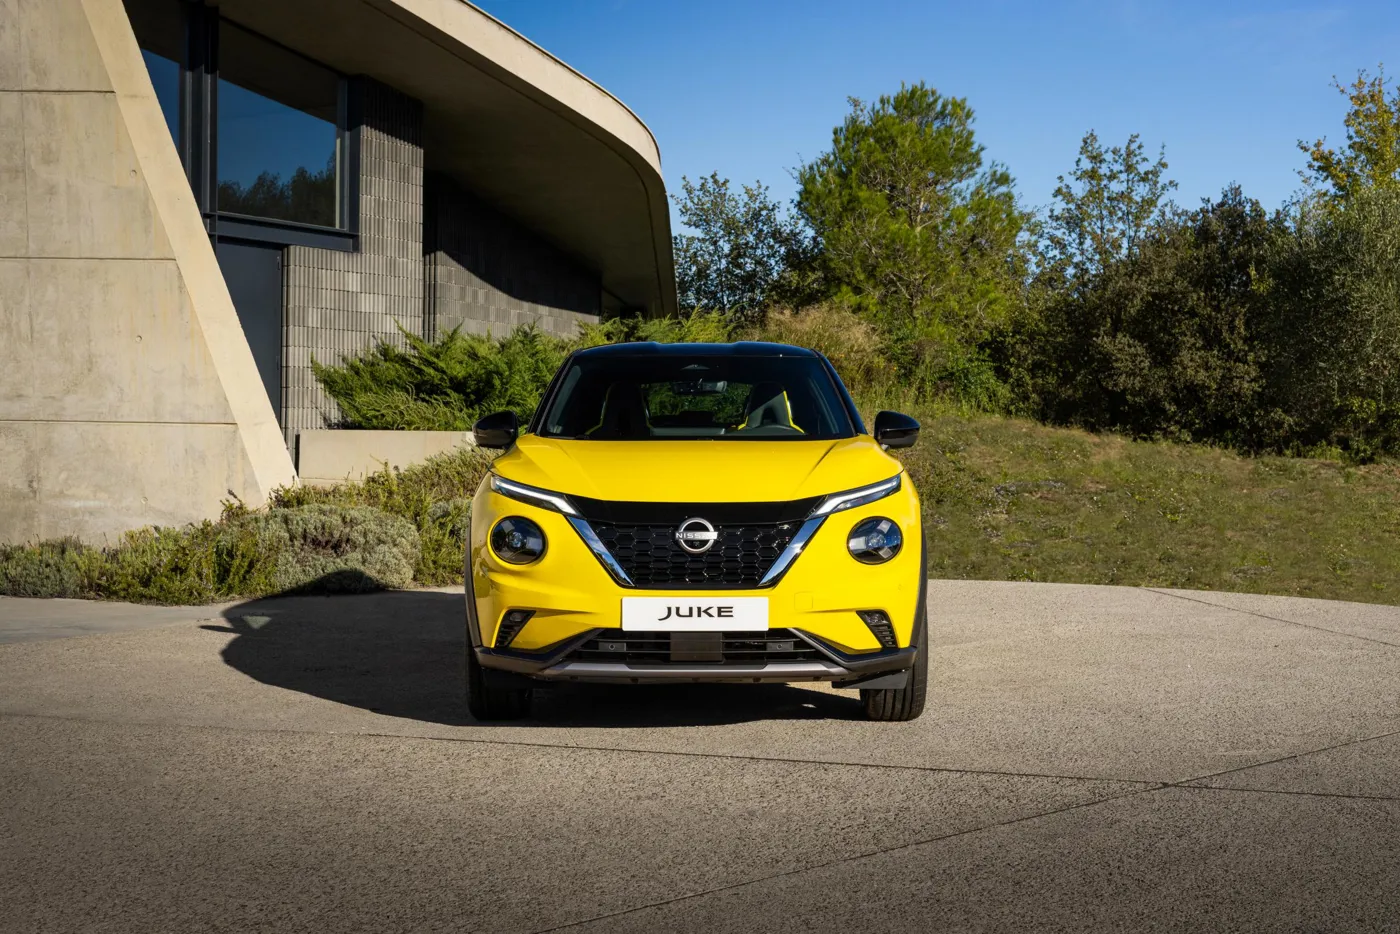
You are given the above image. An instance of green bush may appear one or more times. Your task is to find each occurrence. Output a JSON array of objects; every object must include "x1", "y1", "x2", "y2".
[
  {"x1": 312, "y1": 323, "x2": 566, "y2": 431},
  {"x1": 89, "y1": 522, "x2": 269, "y2": 604},
  {"x1": 0, "y1": 502, "x2": 424, "y2": 604},
  {"x1": 1020, "y1": 186, "x2": 1272, "y2": 445},
  {"x1": 273, "y1": 445, "x2": 494, "y2": 586},
  {"x1": 245, "y1": 505, "x2": 420, "y2": 593},
  {"x1": 0, "y1": 538, "x2": 95, "y2": 598},
  {"x1": 1260, "y1": 185, "x2": 1400, "y2": 459},
  {"x1": 578, "y1": 309, "x2": 735, "y2": 346}
]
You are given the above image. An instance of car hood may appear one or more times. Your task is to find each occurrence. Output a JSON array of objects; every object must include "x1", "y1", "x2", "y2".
[{"x1": 492, "y1": 434, "x2": 904, "y2": 504}]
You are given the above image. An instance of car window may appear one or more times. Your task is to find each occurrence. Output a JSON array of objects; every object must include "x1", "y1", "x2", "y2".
[{"x1": 538, "y1": 354, "x2": 856, "y2": 441}]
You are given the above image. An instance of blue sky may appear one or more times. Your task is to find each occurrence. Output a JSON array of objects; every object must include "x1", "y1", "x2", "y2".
[{"x1": 476, "y1": 0, "x2": 1400, "y2": 226}]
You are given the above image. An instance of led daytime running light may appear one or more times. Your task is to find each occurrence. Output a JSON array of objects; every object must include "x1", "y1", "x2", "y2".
[
  {"x1": 809, "y1": 475, "x2": 901, "y2": 517},
  {"x1": 490, "y1": 475, "x2": 578, "y2": 516}
]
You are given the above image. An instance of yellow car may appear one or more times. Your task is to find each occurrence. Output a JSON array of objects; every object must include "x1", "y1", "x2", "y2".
[{"x1": 464, "y1": 341, "x2": 927, "y2": 721}]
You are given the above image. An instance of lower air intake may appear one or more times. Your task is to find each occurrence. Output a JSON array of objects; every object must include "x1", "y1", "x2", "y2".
[{"x1": 568, "y1": 629, "x2": 821, "y2": 664}]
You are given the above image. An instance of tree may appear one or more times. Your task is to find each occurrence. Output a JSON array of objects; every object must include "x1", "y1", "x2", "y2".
[
  {"x1": 1301, "y1": 67, "x2": 1400, "y2": 198},
  {"x1": 1042, "y1": 130, "x2": 1177, "y2": 283},
  {"x1": 671, "y1": 173, "x2": 808, "y2": 318},
  {"x1": 1029, "y1": 186, "x2": 1273, "y2": 443},
  {"x1": 795, "y1": 82, "x2": 1030, "y2": 352},
  {"x1": 1263, "y1": 182, "x2": 1400, "y2": 457},
  {"x1": 217, "y1": 154, "x2": 338, "y2": 227}
]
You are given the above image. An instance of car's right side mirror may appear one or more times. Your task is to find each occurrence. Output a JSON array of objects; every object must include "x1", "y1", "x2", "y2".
[
  {"x1": 473, "y1": 411, "x2": 520, "y2": 449},
  {"x1": 873, "y1": 410, "x2": 920, "y2": 449}
]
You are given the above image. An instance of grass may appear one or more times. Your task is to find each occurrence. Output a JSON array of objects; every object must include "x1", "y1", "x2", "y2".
[{"x1": 896, "y1": 411, "x2": 1400, "y2": 604}]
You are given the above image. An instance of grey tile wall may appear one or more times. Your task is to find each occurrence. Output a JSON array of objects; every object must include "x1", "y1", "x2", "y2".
[
  {"x1": 277, "y1": 81, "x2": 604, "y2": 454},
  {"x1": 424, "y1": 174, "x2": 600, "y2": 339},
  {"x1": 281, "y1": 79, "x2": 425, "y2": 446}
]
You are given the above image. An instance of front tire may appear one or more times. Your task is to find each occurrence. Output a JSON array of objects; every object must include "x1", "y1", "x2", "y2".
[
  {"x1": 861, "y1": 613, "x2": 927, "y2": 722},
  {"x1": 465, "y1": 647, "x2": 533, "y2": 721}
]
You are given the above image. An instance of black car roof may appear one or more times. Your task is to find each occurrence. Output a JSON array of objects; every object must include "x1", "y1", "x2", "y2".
[{"x1": 571, "y1": 341, "x2": 820, "y2": 359}]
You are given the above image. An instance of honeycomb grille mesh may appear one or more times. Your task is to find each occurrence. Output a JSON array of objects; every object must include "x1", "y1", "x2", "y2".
[{"x1": 592, "y1": 521, "x2": 798, "y2": 587}]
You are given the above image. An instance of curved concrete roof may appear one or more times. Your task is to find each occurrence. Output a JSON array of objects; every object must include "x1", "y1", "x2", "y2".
[{"x1": 215, "y1": 0, "x2": 677, "y2": 315}]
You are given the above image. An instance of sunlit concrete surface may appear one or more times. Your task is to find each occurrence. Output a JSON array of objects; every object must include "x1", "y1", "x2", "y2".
[{"x1": 2, "y1": 581, "x2": 1398, "y2": 932}]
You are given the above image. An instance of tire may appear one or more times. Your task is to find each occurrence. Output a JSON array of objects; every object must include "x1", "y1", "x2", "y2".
[
  {"x1": 861, "y1": 612, "x2": 928, "y2": 722},
  {"x1": 465, "y1": 646, "x2": 533, "y2": 721}
]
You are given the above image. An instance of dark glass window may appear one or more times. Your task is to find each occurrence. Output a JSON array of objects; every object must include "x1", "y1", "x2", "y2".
[
  {"x1": 141, "y1": 50, "x2": 180, "y2": 146},
  {"x1": 216, "y1": 23, "x2": 341, "y2": 228},
  {"x1": 539, "y1": 355, "x2": 857, "y2": 441},
  {"x1": 127, "y1": 0, "x2": 183, "y2": 148}
]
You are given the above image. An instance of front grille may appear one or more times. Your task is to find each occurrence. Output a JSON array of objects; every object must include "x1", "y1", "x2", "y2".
[
  {"x1": 592, "y1": 521, "x2": 798, "y2": 587},
  {"x1": 569, "y1": 628, "x2": 822, "y2": 664}
]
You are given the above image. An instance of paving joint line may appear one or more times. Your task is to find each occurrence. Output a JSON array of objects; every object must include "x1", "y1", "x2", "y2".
[
  {"x1": 1145, "y1": 588, "x2": 1400, "y2": 649},
  {"x1": 1168, "y1": 783, "x2": 1400, "y2": 803},
  {"x1": 0, "y1": 709, "x2": 1156, "y2": 788},
  {"x1": 528, "y1": 782, "x2": 1164, "y2": 933},
  {"x1": 530, "y1": 724, "x2": 1400, "y2": 931},
  {"x1": 1164, "y1": 724, "x2": 1400, "y2": 787}
]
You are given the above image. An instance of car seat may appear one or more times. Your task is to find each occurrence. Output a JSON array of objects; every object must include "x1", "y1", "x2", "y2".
[
  {"x1": 589, "y1": 383, "x2": 650, "y2": 438},
  {"x1": 739, "y1": 382, "x2": 802, "y2": 432}
]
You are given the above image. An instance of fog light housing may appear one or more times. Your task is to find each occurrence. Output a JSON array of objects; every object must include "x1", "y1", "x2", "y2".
[
  {"x1": 494, "y1": 609, "x2": 535, "y2": 648},
  {"x1": 491, "y1": 517, "x2": 546, "y2": 564},
  {"x1": 847, "y1": 517, "x2": 902, "y2": 564},
  {"x1": 856, "y1": 610, "x2": 898, "y2": 648}
]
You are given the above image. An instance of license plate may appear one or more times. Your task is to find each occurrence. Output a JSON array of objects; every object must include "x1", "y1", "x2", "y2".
[{"x1": 621, "y1": 597, "x2": 768, "y2": 631}]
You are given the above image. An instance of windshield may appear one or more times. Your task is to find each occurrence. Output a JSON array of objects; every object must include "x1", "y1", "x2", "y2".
[{"x1": 536, "y1": 354, "x2": 857, "y2": 441}]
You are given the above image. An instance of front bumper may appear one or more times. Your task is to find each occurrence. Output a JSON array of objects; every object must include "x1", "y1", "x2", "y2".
[{"x1": 474, "y1": 629, "x2": 917, "y2": 686}]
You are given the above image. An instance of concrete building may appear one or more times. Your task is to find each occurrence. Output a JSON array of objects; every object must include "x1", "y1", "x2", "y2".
[{"x1": 0, "y1": 0, "x2": 675, "y2": 544}]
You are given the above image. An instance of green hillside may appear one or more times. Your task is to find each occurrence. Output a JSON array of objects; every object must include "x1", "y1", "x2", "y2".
[{"x1": 900, "y1": 412, "x2": 1400, "y2": 603}]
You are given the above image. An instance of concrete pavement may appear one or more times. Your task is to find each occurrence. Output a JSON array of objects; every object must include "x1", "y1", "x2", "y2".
[{"x1": 1, "y1": 582, "x2": 1398, "y2": 932}]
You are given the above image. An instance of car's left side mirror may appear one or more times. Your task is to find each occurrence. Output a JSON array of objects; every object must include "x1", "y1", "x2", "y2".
[
  {"x1": 473, "y1": 411, "x2": 520, "y2": 449},
  {"x1": 873, "y1": 410, "x2": 920, "y2": 449}
]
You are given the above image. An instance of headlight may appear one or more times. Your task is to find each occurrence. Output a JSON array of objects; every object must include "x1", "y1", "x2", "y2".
[
  {"x1": 811, "y1": 474, "x2": 901, "y2": 517},
  {"x1": 491, "y1": 517, "x2": 547, "y2": 564},
  {"x1": 490, "y1": 475, "x2": 577, "y2": 515},
  {"x1": 847, "y1": 517, "x2": 902, "y2": 564}
]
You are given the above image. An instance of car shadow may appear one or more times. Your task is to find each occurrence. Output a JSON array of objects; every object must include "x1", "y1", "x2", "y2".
[{"x1": 212, "y1": 586, "x2": 863, "y2": 727}]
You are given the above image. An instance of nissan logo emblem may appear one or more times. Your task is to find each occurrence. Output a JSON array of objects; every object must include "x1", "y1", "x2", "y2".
[{"x1": 674, "y1": 517, "x2": 718, "y2": 554}]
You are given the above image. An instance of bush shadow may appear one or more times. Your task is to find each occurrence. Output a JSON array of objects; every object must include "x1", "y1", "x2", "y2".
[{"x1": 214, "y1": 583, "x2": 861, "y2": 727}]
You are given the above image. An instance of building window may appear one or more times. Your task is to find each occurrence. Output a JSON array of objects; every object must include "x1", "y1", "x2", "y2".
[
  {"x1": 127, "y1": 0, "x2": 183, "y2": 148},
  {"x1": 141, "y1": 49, "x2": 180, "y2": 147},
  {"x1": 123, "y1": 0, "x2": 355, "y2": 244},
  {"x1": 216, "y1": 23, "x2": 342, "y2": 228}
]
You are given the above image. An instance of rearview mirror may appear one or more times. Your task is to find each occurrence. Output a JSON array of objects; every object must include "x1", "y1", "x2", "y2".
[
  {"x1": 873, "y1": 410, "x2": 920, "y2": 449},
  {"x1": 473, "y1": 411, "x2": 520, "y2": 449}
]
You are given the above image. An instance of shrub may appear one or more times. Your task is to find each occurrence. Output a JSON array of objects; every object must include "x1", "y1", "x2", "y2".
[
  {"x1": 1261, "y1": 185, "x2": 1400, "y2": 459},
  {"x1": 577, "y1": 309, "x2": 735, "y2": 347},
  {"x1": 0, "y1": 502, "x2": 424, "y2": 604},
  {"x1": 241, "y1": 505, "x2": 421, "y2": 593},
  {"x1": 312, "y1": 323, "x2": 566, "y2": 431},
  {"x1": 1020, "y1": 186, "x2": 1274, "y2": 445},
  {"x1": 88, "y1": 522, "x2": 265, "y2": 604},
  {"x1": 745, "y1": 304, "x2": 893, "y2": 397},
  {"x1": 272, "y1": 445, "x2": 494, "y2": 586},
  {"x1": 0, "y1": 538, "x2": 95, "y2": 598}
]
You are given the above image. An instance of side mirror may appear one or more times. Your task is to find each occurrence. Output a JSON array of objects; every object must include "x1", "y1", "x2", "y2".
[
  {"x1": 473, "y1": 411, "x2": 520, "y2": 449},
  {"x1": 873, "y1": 410, "x2": 920, "y2": 449}
]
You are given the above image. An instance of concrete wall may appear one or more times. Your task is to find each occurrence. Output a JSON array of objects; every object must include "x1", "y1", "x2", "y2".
[
  {"x1": 0, "y1": 0, "x2": 296, "y2": 544},
  {"x1": 424, "y1": 174, "x2": 601, "y2": 338},
  {"x1": 281, "y1": 79, "x2": 425, "y2": 447},
  {"x1": 296, "y1": 429, "x2": 473, "y2": 487}
]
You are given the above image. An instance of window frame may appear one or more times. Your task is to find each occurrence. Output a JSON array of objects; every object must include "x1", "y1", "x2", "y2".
[{"x1": 144, "y1": 2, "x2": 358, "y2": 251}]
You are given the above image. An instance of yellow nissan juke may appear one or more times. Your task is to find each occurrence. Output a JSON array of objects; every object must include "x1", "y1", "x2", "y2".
[{"x1": 464, "y1": 341, "x2": 927, "y2": 721}]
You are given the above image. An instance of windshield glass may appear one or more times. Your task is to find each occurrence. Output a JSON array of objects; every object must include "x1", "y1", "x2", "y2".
[{"x1": 536, "y1": 354, "x2": 856, "y2": 441}]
